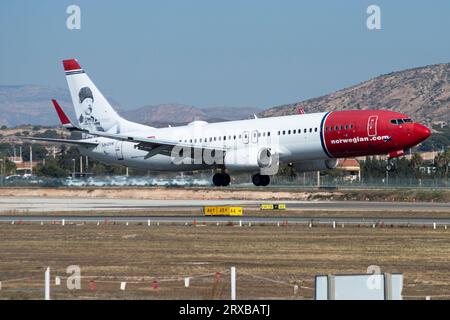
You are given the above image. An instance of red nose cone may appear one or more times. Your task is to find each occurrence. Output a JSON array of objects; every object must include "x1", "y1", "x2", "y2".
[{"x1": 413, "y1": 123, "x2": 431, "y2": 143}]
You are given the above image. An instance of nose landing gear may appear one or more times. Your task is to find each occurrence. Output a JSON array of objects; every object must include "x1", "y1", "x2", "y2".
[
  {"x1": 212, "y1": 172, "x2": 231, "y2": 187},
  {"x1": 385, "y1": 158, "x2": 396, "y2": 172},
  {"x1": 252, "y1": 173, "x2": 270, "y2": 186}
]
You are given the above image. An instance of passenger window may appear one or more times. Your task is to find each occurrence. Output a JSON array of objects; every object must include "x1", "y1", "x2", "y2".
[
  {"x1": 404, "y1": 118, "x2": 412, "y2": 123},
  {"x1": 314, "y1": 128, "x2": 318, "y2": 132},
  {"x1": 390, "y1": 119, "x2": 397, "y2": 125},
  {"x1": 345, "y1": 125, "x2": 348, "y2": 130},
  {"x1": 397, "y1": 119, "x2": 404, "y2": 124},
  {"x1": 223, "y1": 136, "x2": 226, "y2": 141},
  {"x1": 309, "y1": 128, "x2": 312, "y2": 133},
  {"x1": 335, "y1": 126, "x2": 338, "y2": 131},
  {"x1": 283, "y1": 130, "x2": 286, "y2": 135},
  {"x1": 288, "y1": 130, "x2": 291, "y2": 134},
  {"x1": 268, "y1": 132, "x2": 271, "y2": 137},
  {"x1": 233, "y1": 135, "x2": 236, "y2": 140},
  {"x1": 293, "y1": 130, "x2": 296, "y2": 134}
]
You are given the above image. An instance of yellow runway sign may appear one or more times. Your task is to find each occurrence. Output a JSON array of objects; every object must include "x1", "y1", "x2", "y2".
[
  {"x1": 204, "y1": 206, "x2": 243, "y2": 216},
  {"x1": 260, "y1": 204, "x2": 286, "y2": 210}
]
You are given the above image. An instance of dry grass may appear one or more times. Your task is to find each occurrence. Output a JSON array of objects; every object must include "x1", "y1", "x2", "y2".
[
  {"x1": 0, "y1": 187, "x2": 448, "y2": 202},
  {"x1": 1, "y1": 223, "x2": 450, "y2": 300}
]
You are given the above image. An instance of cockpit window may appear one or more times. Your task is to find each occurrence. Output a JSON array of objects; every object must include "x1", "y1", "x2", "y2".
[{"x1": 391, "y1": 118, "x2": 412, "y2": 125}]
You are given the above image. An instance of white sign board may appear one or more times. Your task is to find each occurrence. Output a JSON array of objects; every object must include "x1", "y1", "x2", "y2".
[{"x1": 315, "y1": 273, "x2": 403, "y2": 300}]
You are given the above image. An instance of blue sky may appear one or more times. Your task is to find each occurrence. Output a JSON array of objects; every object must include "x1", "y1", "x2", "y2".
[{"x1": 1, "y1": 0, "x2": 450, "y2": 109}]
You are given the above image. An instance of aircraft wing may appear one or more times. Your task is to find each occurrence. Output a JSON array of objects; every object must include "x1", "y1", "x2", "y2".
[
  {"x1": 78, "y1": 128, "x2": 227, "y2": 158},
  {"x1": 21, "y1": 136, "x2": 98, "y2": 146}
]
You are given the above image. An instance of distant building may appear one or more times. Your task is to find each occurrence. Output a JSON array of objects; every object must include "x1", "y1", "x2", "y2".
[
  {"x1": 335, "y1": 158, "x2": 361, "y2": 182},
  {"x1": 7, "y1": 156, "x2": 38, "y2": 175}
]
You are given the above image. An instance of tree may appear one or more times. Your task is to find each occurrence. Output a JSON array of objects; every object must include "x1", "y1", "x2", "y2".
[
  {"x1": 36, "y1": 159, "x2": 68, "y2": 178},
  {"x1": 435, "y1": 149, "x2": 450, "y2": 177},
  {"x1": 1, "y1": 158, "x2": 16, "y2": 175}
]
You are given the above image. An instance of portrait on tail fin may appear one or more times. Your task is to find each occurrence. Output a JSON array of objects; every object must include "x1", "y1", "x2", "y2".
[{"x1": 78, "y1": 86, "x2": 104, "y2": 132}]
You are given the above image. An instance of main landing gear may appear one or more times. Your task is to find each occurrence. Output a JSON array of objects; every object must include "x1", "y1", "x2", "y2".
[
  {"x1": 252, "y1": 173, "x2": 270, "y2": 187},
  {"x1": 212, "y1": 172, "x2": 231, "y2": 187}
]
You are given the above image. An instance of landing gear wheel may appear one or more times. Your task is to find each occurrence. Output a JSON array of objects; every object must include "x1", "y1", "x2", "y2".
[
  {"x1": 252, "y1": 174, "x2": 270, "y2": 186},
  {"x1": 212, "y1": 172, "x2": 231, "y2": 187},
  {"x1": 385, "y1": 159, "x2": 395, "y2": 172}
]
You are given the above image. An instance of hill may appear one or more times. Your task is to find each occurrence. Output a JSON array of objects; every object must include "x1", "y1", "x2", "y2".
[
  {"x1": 259, "y1": 63, "x2": 450, "y2": 124},
  {"x1": 0, "y1": 86, "x2": 259, "y2": 127},
  {"x1": 121, "y1": 104, "x2": 261, "y2": 127}
]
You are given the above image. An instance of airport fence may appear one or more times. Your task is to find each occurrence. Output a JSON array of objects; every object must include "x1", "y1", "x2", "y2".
[{"x1": 0, "y1": 266, "x2": 314, "y2": 300}]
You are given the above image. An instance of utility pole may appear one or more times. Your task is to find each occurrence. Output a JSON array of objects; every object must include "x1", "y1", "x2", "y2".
[
  {"x1": 29, "y1": 145, "x2": 33, "y2": 175},
  {"x1": 80, "y1": 156, "x2": 83, "y2": 175},
  {"x1": 316, "y1": 171, "x2": 320, "y2": 188}
]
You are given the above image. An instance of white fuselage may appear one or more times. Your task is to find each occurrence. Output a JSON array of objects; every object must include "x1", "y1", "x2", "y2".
[{"x1": 79, "y1": 112, "x2": 329, "y2": 172}]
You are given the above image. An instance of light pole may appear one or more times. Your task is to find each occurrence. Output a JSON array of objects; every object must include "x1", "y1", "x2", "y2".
[
  {"x1": 72, "y1": 159, "x2": 76, "y2": 178},
  {"x1": 0, "y1": 158, "x2": 3, "y2": 186}
]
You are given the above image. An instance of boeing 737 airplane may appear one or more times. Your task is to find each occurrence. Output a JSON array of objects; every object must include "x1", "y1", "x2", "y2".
[{"x1": 25, "y1": 59, "x2": 431, "y2": 186}]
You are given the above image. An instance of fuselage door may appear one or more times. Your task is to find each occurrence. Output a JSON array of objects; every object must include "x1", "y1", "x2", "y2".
[
  {"x1": 243, "y1": 131, "x2": 249, "y2": 144},
  {"x1": 115, "y1": 141, "x2": 124, "y2": 160},
  {"x1": 367, "y1": 115, "x2": 378, "y2": 137}
]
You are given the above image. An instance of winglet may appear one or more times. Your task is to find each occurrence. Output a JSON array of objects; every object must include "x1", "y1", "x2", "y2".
[
  {"x1": 51, "y1": 99, "x2": 81, "y2": 131},
  {"x1": 52, "y1": 99, "x2": 71, "y2": 125}
]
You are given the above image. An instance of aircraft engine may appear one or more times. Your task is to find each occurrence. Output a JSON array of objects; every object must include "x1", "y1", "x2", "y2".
[{"x1": 224, "y1": 147, "x2": 275, "y2": 171}]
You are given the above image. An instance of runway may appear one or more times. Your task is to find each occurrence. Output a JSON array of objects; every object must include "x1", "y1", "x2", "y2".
[
  {"x1": 0, "y1": 197, "x2": 449, "y2": 212},
  {"x1": 1, "y1": 215, "x2": 450, "y2": 226}
]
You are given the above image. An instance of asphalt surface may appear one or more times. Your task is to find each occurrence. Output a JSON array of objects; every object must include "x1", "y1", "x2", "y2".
[{"x1": 0, "y1": 197, "x2": 449, "y2": 212}]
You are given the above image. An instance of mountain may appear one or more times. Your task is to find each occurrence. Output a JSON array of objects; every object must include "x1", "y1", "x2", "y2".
[
  {"x1": 0, "y1": 85, "x2": 260, "y2": 127},
  {"x1": 0, "y1": 85, "x2": 121, "y2": 127},
  {"x1": 259, "y1": 63, "x2": 450, "y2": 124},
  {"x1": 1, "y1": 63, "x2": 449, "y2": 127},
  {"x1": 0, "y1": 85, "x2": 73, "y2": 126},
  {"x1": 121, "y1": 104, "x2": 261, "y2": 127}
]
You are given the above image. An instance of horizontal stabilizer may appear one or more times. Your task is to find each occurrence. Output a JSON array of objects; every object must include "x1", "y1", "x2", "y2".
[{"x1": 21, "y1": 136, "x2": 98, "y2": 146}]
